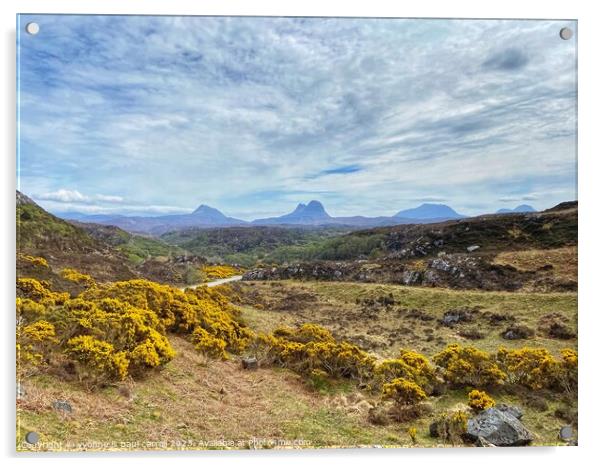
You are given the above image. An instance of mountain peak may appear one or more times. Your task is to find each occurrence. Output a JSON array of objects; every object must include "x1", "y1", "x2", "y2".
[
  {"x1": 395, "y1": 203, "x2": 464, "y2": 220},
  {"x1": 252, "y1": 200, "x2": 331, "y2": 225},
  {"x1": 192, "y1": 204, "x2": 224, "y2": 217},
  {"x1": 496, "y1": 204, "x2": 536, "y2": 214}
]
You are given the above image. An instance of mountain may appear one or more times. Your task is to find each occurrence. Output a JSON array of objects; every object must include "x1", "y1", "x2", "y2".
[
  {"x1": 253, "y1": 200, "x2": 332, "y2": 225},
  {"x1": 394, "y1": 203, "x2": 465, "y2": 220},
  {"x1": 60, "y1": 204, "x2": 247, "y2": 235},
  {"x1": 58, "y1": 200, "x2": 471, "y2": 233},
  {"x1": 496, "y1": 204, "x2": 536, "y2": 214}
]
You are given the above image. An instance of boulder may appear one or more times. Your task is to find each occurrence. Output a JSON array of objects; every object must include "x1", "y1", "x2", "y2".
[
  {"x1": 241, "y1": 357, "x2": 258, "y2": 370},
  {"x1": 52, "y1": 399, "x2": 73, "y2": 414},
  {"x1": 467, "y1": 407, "x2": 532, "y2": 446}
]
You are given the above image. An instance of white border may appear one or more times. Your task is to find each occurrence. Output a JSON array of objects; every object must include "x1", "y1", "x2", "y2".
[{"x1": 2, "y1": 1, "x2": 601, "y2": 465}]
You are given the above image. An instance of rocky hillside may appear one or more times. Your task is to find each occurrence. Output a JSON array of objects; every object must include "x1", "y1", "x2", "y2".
[{"x1": 243, "y1": 202, "x2": 577, "y2": 292}]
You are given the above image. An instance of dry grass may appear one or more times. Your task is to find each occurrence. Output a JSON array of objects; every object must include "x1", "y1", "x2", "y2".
[
  {"x1": 493, "y1": 246, "x2": 577, "y2": 286},
  {"x1": 17, "y1": 337, "x2": 403, "y2": 451},
  {"x1": 18, "y1": 279, "x2": 578, "y2": 451},
  {"x1": 235, "y1": 280, "x2": 577, "y2": 357}
]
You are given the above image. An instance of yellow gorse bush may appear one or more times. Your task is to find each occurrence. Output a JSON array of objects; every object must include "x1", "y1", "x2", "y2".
[
  {"x1": 60, "y1": 268, "x2": 95, "y2": 286},
  {"x1": 16, "y1": 274, "x2": 251, "y2": 387},
  {"x1": 18, "y1": 253, "x2": 49, "y2": 268},
  {"x1": 382, "y1": 378, "x2": 427, "y2": 406},
  {"x1": 497, "y1": 346, "x2": 577, "y2": 393},
  {"x1": 433, "y1": 344, "x2": 506, "y2": 387},
  {"x1": 374, "y1": 349, "x2": 436, "y2": 393},
  {"x1": 203, "y1": 265, "x2": 242, "y2": 280},
  {"x1": 467, "y1": 389, "x2": 496, "y2": 411},
  {"x1": 17, "y1": 278, "x2": 69, "y2": 306},
  {"x1": 254, "y1": 324, "x2": 376, "y2": 383}
]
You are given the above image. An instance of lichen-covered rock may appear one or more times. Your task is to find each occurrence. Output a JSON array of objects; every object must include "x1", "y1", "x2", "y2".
[{"x1": 466, "y1": 407, "x2": 532, "y2": 446}]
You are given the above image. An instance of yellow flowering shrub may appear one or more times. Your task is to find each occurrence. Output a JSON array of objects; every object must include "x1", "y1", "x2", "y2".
[
  {"x1": 191, "y1": 326, "x2": 227, "y2": 359},
  {"x1": 433, "y1": 344, "x2": 506, "y2": 387},
  {"x1": 16, "y1": 297, "x2": 47, "y2": 322},
  {"x1": 18, "y1": 253, "x2": 49, "y2": 268},
  {"x1": 65, "y1": 335, "x2": 129, "y2": 385},
  {"x1": 254, "y1": 324, "x2": 375, "y2": 383},
  {"x1": 17, "y1": 277, "x2": 69, "y2": 306},
  {"x1": 203, "y1": 265, "x2": 242, "y2": 280},
  {"x1": 60, "y1": 268, "x2": 95, "y2": 286},
  {"x1": 497, "y1": 346, "x2": 570, "y2": 391},
  {"x1": 557, "y1": 348, "x2": 578, "y2": 393},
  {"x1": 467, "y1": 389, "x2": 496, "y2": 411},
  {"x1": 382, "y1": 378, "x2": 427, "y2": 406},
  {"x1": 80, "y1": 279, "x2": 252, "y2": 354},
  {"x1": 374, "y1": 349, "x2": 436, "y2": 392},
  {"x1": 17, "y1": 320, "x2": 58, "y2": 370},
  {"x1": 16, "y1": 272, "x2": 254, "y2": 386}
]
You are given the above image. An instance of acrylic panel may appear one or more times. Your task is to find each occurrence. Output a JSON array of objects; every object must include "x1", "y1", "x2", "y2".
[{"x1": 16, "y1": 15, "x2": 577, "y2": 452}]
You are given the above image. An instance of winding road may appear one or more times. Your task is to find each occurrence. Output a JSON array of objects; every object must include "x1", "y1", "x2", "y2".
[{"x1": 180, "y1": 275, "x2": 243, "y2": 291}]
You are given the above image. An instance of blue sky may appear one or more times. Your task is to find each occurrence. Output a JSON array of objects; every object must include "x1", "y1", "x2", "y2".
[{"x1": 17, "y1": 15, "x2": 577, "y2": 219}]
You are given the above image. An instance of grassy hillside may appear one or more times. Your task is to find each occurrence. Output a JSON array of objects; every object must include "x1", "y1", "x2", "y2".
[
  {"x1": 233, "y1": 280, "x2": 577, "y2": 357},
  {"x1": 161, "y1": 226, "x2": 348, "y2": 266},
  {"x1": 73, "y1": 221, "x2": 184, "y2": 264},
  {"x1": 17, "y1": 191, "x2": 136, "y2": 283}
]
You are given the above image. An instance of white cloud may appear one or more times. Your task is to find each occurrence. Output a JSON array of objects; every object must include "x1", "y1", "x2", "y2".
[{"x1": 18, "y1": 16, "x2": 577, "y2": 217}]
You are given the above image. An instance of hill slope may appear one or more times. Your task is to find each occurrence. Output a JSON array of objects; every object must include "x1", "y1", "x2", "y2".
[{"x1": 17, "y1": 191, "x2": 137, "y2": 282}]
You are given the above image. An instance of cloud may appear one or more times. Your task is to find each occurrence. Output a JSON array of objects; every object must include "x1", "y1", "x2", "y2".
[
  {"x1": 17, "y1": 16, "x2": 577, "y2": 217},
  {"x1": 312, "y1": 165, "x2": 363, "y2": 177},
  {"x1": 482, "y1": 47, "x2": 530, "y2": 71},
  {"x1": 37, "y1": 189, "x2": 89, "y2": 203},
  {"x1": 36, "y1": 189, "x2": 124, "y2": 205}
]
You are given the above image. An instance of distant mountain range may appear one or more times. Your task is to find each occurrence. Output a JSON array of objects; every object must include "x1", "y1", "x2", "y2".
[
  {"x1": 53, "y1": 199, "x2": 539, "y2": 236},
  {"x1": 496, "y1": 204, "x2": 536, "y2": 214}
]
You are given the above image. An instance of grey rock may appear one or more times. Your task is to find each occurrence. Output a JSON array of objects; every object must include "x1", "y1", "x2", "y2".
[
  {"x1": 475, "y1": 436, "x2": 497, "y2": 447},
  {"x1": 466, "y1": 407, "x2": 532, "y2": 446},
  {"x1": 466, "y1": 245, "x2": 480, "y2": 252},
  {"x1": 52, "y1": 399, "x2": 73, "y2": 414},
  {"x1": 242, "y1": 357, "x2": 258, "y2": 370},
  {"x1": 498, "y1": 404, "x2": 523, "y2": 420},
  {"x1": 559, "y1": 425, "x2": 573, "y2": 441}
]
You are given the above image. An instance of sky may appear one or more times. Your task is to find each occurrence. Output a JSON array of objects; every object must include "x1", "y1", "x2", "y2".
[{"x1": 17, "y1": 15, "x2": 577, "y2": 219}]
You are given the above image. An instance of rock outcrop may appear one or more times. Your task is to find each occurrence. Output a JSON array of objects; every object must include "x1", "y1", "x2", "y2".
[{"x1": 466, "y1": 406, "x2": 532, "y2": 446}]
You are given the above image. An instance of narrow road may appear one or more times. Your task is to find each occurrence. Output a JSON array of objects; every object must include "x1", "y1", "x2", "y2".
[{"x1": 180, "y1": 275, "x2": 243, "y2": 291}]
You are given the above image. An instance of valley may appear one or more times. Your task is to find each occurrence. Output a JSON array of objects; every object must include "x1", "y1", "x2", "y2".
[{"x1": 16, "y1": 191, "x2": 578, "y2": 450}]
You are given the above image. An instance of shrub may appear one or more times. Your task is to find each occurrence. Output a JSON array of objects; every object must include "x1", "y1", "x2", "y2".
[
  {"x1": 557, "y1": 348, "x2": 578, "y2": 394},
  {"x1": 382, "y1": 378, "x2": 427, "y2": 406},
  {"x1": 65, "y1": 335, "x2": 129, "y2": 385},
  {"x1": 16, "y1": 297, "x2": 47, "y2": 323},
  {"x1": 81, "y1": 279, "x2": 252, "y2": 353},
  {"x1": 430, "y1": 410, "x2": 469, "y2": 445},
  {"x1": 18, "y1": 253, "x2": 49, "y2": 268},
  {"x1": 60, "y1": 268, "x2": 95, "y2": 286},
  {"x1": 433, "y1": 344, "x2": 506, "y2": 387},
  {"x1": 17, "y1": 278, "x2": 69, "y2": 306},
  {"x1": 18, "y1": 320, "x2": 58, "y2": 370},
  {"x1": 191, "y1": 326, "x2": 227, "y2": 359},
  {"x1": 497, "y1": 347, "x2": 558, "y2": 390},
  {"x1": 254, "y1": 324, "x2": 375, "y2": 383},
  {"x1": 203, "y1": 265, "x2": 241, "y2": 280},
  {"x1": 374, "y1": 349, "x2": 436, "y2": 392},
  {"x1": 467, "y1": 389, "x2": 496, "y2": 411}
]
